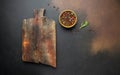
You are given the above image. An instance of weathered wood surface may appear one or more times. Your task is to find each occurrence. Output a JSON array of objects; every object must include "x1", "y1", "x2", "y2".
[{"x1": 22, "y1": 8, "x2": 56, "y2": 67}]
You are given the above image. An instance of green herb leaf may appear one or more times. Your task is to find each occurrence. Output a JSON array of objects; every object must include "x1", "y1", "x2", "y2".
[{"x1": 80, "y1": 21, "x2": 89, "y2": 29}]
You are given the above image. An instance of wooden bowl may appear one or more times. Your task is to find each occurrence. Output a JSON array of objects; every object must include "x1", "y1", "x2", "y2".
[{"x1": 59, "y1": 10, "x2": 77, "y2": 28}]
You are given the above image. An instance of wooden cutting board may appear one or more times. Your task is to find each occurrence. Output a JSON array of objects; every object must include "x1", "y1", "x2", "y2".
[{"x1": 22, "y1": 8, "x2": 56, "y2": 67}]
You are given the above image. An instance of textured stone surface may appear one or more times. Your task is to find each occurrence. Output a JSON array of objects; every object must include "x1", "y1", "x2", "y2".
[{"x1": 22, "y1": 8, "x2": 56, "y2": 67}]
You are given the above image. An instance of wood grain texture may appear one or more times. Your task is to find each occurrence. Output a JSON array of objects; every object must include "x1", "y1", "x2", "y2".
[{"x1": 22, "y1": 8, "x2": 56, "y2": 67}]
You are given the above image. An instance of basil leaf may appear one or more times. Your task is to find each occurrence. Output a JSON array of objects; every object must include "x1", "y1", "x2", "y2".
[{"x1": 80, "y1": 21, "x2": 89, "y2": 29}]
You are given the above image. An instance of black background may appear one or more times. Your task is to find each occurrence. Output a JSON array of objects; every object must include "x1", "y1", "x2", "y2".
[{"x1": 0, "y1": 0, "x2": 120, "y2": 75}]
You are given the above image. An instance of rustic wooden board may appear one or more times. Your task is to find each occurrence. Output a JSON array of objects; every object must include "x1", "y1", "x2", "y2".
[{"x1": 22, "y1": 9, "x2": 56, "y2": 67}]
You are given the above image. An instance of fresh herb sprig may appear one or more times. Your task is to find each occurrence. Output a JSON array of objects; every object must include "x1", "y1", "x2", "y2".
[{"x1": 80, "y1": 21, "x2": 89, "y2": 29}]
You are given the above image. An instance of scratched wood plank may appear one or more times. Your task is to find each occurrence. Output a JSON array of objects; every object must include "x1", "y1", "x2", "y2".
[{"x1": 22, "y1": 8, "x2": 56, "y2": 67}]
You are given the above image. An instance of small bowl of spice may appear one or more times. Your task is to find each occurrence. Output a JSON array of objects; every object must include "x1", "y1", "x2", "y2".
[{"x1": 59, "y1": 9, "x2": 77, "y2": 28}]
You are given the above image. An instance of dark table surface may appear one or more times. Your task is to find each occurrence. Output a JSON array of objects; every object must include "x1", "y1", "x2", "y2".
[{"x1": 0, "y1": 0, "x2": 120, "y2": 75}]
